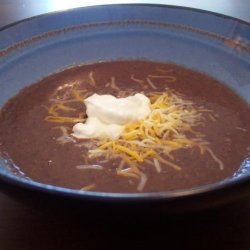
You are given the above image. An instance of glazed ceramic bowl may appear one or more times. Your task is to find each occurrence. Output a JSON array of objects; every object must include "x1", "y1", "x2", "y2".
[{"x1": 0, "y1": 4, "x2": 249, "y2": 213}]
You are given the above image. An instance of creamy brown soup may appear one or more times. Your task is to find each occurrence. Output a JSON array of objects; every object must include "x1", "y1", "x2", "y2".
[{"x1": 0, "y1": 61, "x2": 249, "y2": 193}]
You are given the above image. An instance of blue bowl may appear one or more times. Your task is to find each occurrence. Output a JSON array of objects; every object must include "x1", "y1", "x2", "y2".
[{"x1": 0, "y1": 4, "x2": 249, "y2": 213}]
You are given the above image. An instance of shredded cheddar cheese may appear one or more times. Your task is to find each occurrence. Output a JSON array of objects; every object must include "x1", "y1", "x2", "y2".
[
  {"x1": 44, "y1": 82, "x2": 92, "y2": 123},
  {"x1": 88, "y1": 89, "x2": 223, "y2": 185}
]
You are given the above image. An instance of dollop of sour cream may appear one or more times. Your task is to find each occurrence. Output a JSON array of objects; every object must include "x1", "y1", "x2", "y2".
[{"x1": 72, "y1": 93, "x2": 151, "y2": 139}]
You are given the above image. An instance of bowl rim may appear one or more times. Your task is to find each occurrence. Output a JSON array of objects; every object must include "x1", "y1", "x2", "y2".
[
  {"x1": 0, "y1": 3, "x2": 249, "y2": 202},
  {"x1": 0, "y1": 168, "x2": 250, "y2": 202},
  {"x1": 0, "y1": 2, "x2": 249, "y2": 33}
]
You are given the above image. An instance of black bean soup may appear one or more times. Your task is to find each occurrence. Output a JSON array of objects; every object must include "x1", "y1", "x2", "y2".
[{"x1": 0, "y1": 61, "x2": 249, "y2": 193}]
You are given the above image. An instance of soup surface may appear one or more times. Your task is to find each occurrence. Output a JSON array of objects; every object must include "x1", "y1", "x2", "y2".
[{"x1": 0, "y1": 61, "x2": 249, "y2": 193}]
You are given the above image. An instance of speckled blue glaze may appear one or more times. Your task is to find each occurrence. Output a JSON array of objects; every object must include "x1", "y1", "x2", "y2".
[{"x1": 0, "y1": 5, "x2": 249, "y2": 211}]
